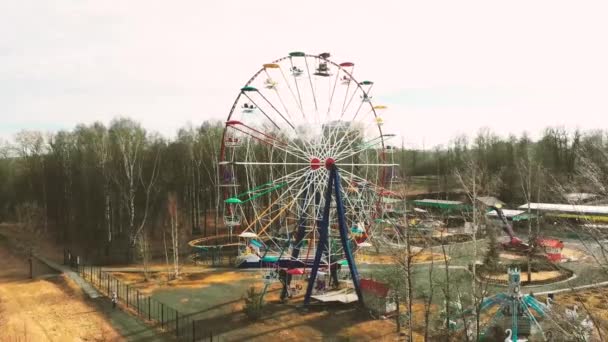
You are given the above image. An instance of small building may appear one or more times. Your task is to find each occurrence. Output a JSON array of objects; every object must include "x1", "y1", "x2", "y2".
[
  {"x1": 413, "y1": 199, "x2": 465, "y2": 210},
  {"x1": 360, "y1": 278, "x2": 396, "y2": 315},
  {"x1": 518, "y1": 202, "x2": 608, "y2": 223}
]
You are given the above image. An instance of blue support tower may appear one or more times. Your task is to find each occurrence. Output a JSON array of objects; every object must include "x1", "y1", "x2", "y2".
[{"x1": 303, "y1": 165, "x2": 364, "y2": 306}]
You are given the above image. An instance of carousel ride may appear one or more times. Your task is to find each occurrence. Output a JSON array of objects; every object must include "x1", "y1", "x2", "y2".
[
  {"x1": 472, "y1": 267, "x2": 595, "y2": 341},
  {"x1": 189, "y1": 52, "x2": 404, "y2": 305}
]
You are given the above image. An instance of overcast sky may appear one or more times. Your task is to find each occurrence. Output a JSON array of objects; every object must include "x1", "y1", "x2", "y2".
[{"x1": 1, "y1": 1, "x2": 607, "y2": 148}]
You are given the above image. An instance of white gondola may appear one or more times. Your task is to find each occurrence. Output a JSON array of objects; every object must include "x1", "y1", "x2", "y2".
[
  {"x1": 361, "y1": 94, "x2": 373, "y2": 103},
  {"x1": 224, "y1": 214, "x2": 241, "y2": 227},
  {"x1": 224, "y1": 137, "x2": 241, "y2": 148},
  {"x1": 264, "y1": 78, "x2": 277, "y2": 89},
  {"x1": 384, "y1": 145, "x2": 395, "y2": 153},
  {"x1": 340, "y1": 75, "x2": 351, "y2": 85},
  {"x1": 375, "y1": 117, "x2": 384, "y2": 126},
  {"x1": 291, "y1": 66, "x2": 304, "y2": 77},
  {"x1": 241, "y1": 103, "x2": 256, "y2": 113}
]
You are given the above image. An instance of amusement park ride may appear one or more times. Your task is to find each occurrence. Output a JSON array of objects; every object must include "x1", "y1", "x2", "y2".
[
  {"x1": 187, "y1": 52, "x2": 590, "y2": 340},
  {"x1": 212, "y1": 52, "x2": 400, "y2": 306},
  {"x1": 490, "y1": 203, "x2": 566, "y2": 262}
]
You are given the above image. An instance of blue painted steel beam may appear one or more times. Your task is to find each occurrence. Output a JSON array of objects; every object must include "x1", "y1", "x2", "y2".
[
  {"x1": 331, "y1": 166, "x2": 364, "y2": 304},
  {"x1": 304, "y1": 170, "x2": 333, "y2": 305}
]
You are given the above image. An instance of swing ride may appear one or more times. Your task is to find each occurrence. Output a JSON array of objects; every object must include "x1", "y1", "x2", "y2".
[{"x1": 212, "y1": 52, "x2": 401, "y2": 305}]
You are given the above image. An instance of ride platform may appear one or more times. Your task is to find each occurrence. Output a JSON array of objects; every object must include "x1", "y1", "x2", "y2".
[{"x1": 311, "y1": 288, "x2": 358, "y2": 304}]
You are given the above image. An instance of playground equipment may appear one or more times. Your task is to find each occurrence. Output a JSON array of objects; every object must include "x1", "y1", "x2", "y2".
[{"x1": 217, "y1": 52, "x2": 399, "y2": 305}]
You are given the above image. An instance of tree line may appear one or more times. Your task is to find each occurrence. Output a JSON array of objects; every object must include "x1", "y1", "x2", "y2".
[{"x1": 0, "y1": 118, "x2": 606, "y2": 262}]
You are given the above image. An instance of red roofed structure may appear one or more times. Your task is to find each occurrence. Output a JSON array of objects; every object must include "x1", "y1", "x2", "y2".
[
  {"x1": 360, "y1": 279, "x2": 390, "y2": 298},
  {"x1": 360, "y1": 279, "x2": 396, "y2": 314}
]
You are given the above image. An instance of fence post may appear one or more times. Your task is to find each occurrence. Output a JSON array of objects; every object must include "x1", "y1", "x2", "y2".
[
  {"x1": 126, "y1": 285, "x2": 129, "y2": 308},
  {"x1": 148, "y1": 297, "x2": 151, "y2": 320},
  {"x1": 161, "y1": 303, "x2": 164, "y2": 329},
  {"x1": 192, "y1": 320, "x2": 195, "y2": 342},
  {"x1": 136, "y1": 290, "x2": 140, "y2": 315},
  {"x1": 176, "y1": 311, "x2": 179, "y2": 337},
  {"x1": 107, "y1": 274, "x2": 110, "y2": 294}
]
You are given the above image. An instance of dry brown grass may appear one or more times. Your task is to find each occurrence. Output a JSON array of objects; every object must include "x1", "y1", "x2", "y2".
[
  {"x1": 356, "y1": 251, "x2": 449, "y2": 265},
  {"x1": 0, "y1": 242, "x2": 121, "y2": 341},
  {"x1": 488, "y1": 270, "x2": 564, "y2": 282}
]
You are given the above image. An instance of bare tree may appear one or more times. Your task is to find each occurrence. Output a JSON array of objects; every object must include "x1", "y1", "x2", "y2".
[
  {"x1": 91, "y1": 124, "x2": 112, "y2": 244},
  {"x1": 167, "y1": 192, "x2": 180, "y2": 279},
  {"x1": 454, "y1": 157, "x2": 483, "y2": 281},
  {"x1": 517, "y1": 156, "x2": 543, "y2": 282},
  {"x1": 110, "y1": 119, "x2": 145, "y2": 247}
]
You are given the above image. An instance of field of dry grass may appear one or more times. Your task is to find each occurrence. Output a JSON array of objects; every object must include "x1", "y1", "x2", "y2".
[{"x1": 0, "y1": 242, "x2": 122, "y2": 341}]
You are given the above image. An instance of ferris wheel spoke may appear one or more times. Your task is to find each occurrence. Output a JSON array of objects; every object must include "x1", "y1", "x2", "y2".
[
  {"x1": 303, "y1": 56, "x2": 319, "y2": 114},
  {"x1": 337, "y1": 168, "x2": 389, "y2": 196},
  {"x1": 288, "y1": 57, "x2": 305, "y2": 117},
  {"x1": 241, "y1": 93, "x2": 283, "y2": 130},
  {"x1": 263, "y1": 68, "x2": 295, "y2": 124},
  {"x1": 340, "y1": 71, "x2": 355, "y2": 114},
  {"x1": 333, "y1": 135, "x2": 389, "y2": 161},
  {"x1": 325, "y1": 69, "x2": 341, "y2": 121},
  {"x1": 269, "y1": 85, "x2": 293, "y2": 122},
  {"x1": 331, "y1": 117, "x2": 386, "y2": 158},
  {"x1": 350, "y1": 99, "x2": 366, "y2": 122},
  {"x1": 255, "y1": 91, "x2": 296, "y2": 130},
  {"x1": 246, "y1": 169, "x2": 316, "y2": 249},
  {"x1": 277, "y1": 67, "x2": 305, "y2": 118},
  {"x1": 339, "y1": 82, "x2": 360, "y2": 120},
  {"x1": 228, "y1": 125, "x2": 309, "y2": 162},
  {"x1": 241, "y1": 167, "x2": 312, "y2": 230},
  {"x1": 337, "y1": 163, "x2": 397, "y2": 167}
]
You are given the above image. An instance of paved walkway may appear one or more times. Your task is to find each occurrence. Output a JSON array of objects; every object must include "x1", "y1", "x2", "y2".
[
  {"x1": 33, "y1": 254, "x2": 101, "y2": 299},
  {"x1": 32, "y1": 254, "x2": 166, "y2": 341},
  {"x1": 93, "y1": 298, "x2": 167, "y2": 342},
  {"x1": 536, "y1": 279, "x2": 608, "y2": 296}
]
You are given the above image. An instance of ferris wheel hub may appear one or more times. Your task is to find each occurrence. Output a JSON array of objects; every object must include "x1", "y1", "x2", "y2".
[
  {"x1": 324, "y1": 158, "x2": 335, "y2": 170},
  {"x1": 310, "y1": 157, "x2": 321, "y2": 170}
]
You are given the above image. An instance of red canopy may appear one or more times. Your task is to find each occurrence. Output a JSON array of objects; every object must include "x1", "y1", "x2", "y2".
[
  {"x1": 339, "y1": 62, "x2": 354, "y2": 67},
  {"x1": 538, "y1": 238, "x2": 564, "y2": 249},
  {"x1": 360, "y1": 278, "x2": 390, "y2": 298},
  {"x1": 287, "y1": 268, "x2": 304, "y2": 275}
]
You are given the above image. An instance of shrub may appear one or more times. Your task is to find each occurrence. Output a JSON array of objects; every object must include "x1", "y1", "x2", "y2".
[{"x1": 243, "y1": 286, "x2": 264, "y2": 320}]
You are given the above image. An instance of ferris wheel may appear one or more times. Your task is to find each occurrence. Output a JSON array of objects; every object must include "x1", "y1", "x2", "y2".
[{"x1": 218, "y1": 52, "x2": 399, "y2": 287}]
